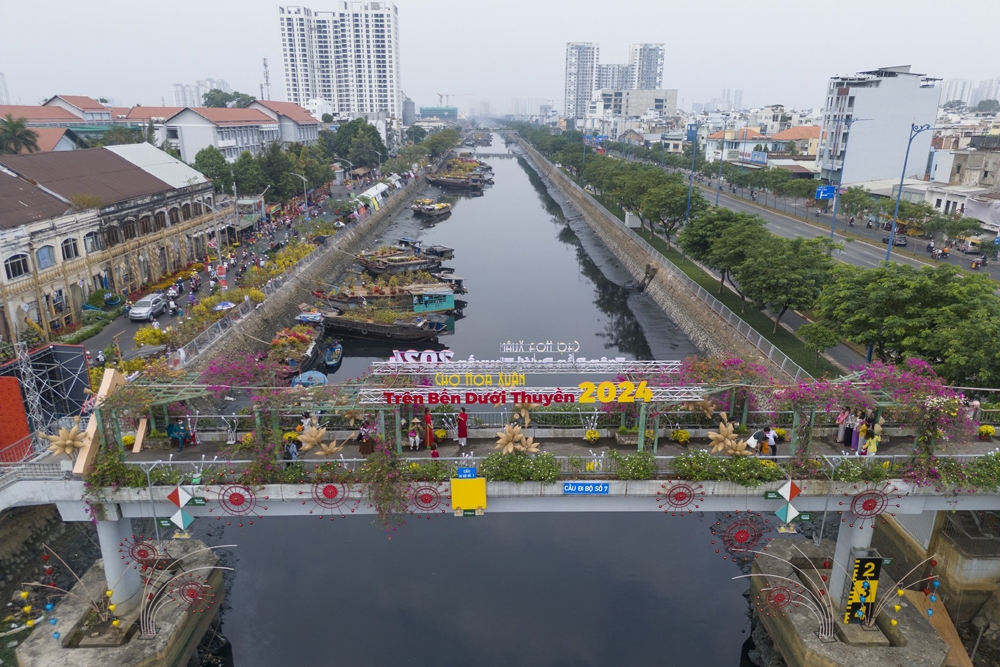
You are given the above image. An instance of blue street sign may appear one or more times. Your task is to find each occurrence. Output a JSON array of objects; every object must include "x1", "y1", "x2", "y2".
[
  {"x1": 563, "y1": 482, "x2": 610, "y2": 495},
  {"x1": 456, "y1": 467, "x2": 477, "y2": 479},
  {"x1": 815, "y1": 185, "x2": 836, "y2": 200}
]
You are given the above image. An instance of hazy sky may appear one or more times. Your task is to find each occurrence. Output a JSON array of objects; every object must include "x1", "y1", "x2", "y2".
[{"x1": 3, "y1": 0, "x2": 998, "y2": 113}]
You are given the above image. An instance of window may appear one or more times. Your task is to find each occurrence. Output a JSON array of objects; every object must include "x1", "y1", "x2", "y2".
[
  {"x1": 84, "y1": 232, "x2": 103, "y2": 253},
  {"x1": 986, "y1": 171, "x2": 991, "y2": 179},
  {"x1": 61, "y1": 238, "x2": 80, "y2": 261},
  {"x1": 139, "y1": 216, "x2": 153, "y2": 235},
  {"x1": 956, "y1": 165, "x2": 962, "y2": 174},
  {"x1": 122, "y1": 220, "x2": 137, "y2": 240},
  {"x1": 154, "y1": 212, "x2": 166, "y2": 230},
  {"x1": 35, "y1": 246, "x2": 56, "y2": 270},
  {"x1": 4, "y1": 254, "x2": 30, "y2": 280},
  {"x1": 182, "y1": 203, "x2": 191, "y2": 221},
  {"x1": 193, "y1": 201, "x2": 202, "y2": 216},
  {"x1": 935, "y1": 198, "x2": 942, "y2": 208}
]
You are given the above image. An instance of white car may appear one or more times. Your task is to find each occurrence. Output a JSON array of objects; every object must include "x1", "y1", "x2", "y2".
[{"x1": 128, "y1": 294, "x2": 166, "y2": 321}]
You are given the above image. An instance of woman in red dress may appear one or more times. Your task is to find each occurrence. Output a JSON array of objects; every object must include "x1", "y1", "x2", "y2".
[
  {"x1": 424, "y1": 407, "x2": 434, "y2": 449},
  {"x1": 457, "y1": 407, "x2": 468, "y2": 448}
]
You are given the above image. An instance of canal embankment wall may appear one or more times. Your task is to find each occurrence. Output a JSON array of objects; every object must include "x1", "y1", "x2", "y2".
[
  {"x1": 518, "y1": 140, "x2": 801, "y2": 378},
  {"x1": 186, "y1": 175, "x2": 425, "y2": 371}
]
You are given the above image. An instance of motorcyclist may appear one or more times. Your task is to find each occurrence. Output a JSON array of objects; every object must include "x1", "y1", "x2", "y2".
[
  {"x1": 96, "y1": 350, "x2": 105, "y2": 365},
  {"x1": 168, "y1": 299, "x2": 178, "y2": 316}
]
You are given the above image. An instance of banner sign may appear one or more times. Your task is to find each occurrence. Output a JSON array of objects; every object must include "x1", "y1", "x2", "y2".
[{"x1": 563, "y1": 482, "x2": 610, "y2": 495}]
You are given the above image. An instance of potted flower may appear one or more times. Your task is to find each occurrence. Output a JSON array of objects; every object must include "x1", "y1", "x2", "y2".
[
  {"x1": 979, "y1": 424, "x2": 995, "y2": 441},
  {"x1": 434, "y1": 428, "x2": 447, "y2": 442},
  {"x1": 670, "y1": 429, "x2": 690, "y2": 445},
  {"x1": 584, "y1": 429, "x2": 600, "y2": 444}
]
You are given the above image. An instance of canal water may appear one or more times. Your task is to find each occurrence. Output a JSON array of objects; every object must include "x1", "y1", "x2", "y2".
[{"x1": 199, "y1": 135, "x2": 749, "y2": 665}]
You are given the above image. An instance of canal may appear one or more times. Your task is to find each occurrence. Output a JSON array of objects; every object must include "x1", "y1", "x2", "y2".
[{"x1": 199, "y1": 135, "x2": 750, "y2": 665}]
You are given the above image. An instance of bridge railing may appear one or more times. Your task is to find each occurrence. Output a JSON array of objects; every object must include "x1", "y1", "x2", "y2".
[{"x1": 0, "y1": 459, "x2": 68, "y2": 491}]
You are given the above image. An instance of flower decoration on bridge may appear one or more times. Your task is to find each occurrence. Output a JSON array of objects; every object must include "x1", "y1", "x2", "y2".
[
  {"x1": 342, "y1": 410, "x2": 363, "y2": 427},
  {"x1": 584, "y1": 429, "x2": 600, "y2": 444},
  {"x1": 495, "y1": 424, "x2": 525, "y2": 455},
  {"x1": 297, "y1": 424, "x2": 327, "y2": 453},
  {"x1": 512, "y1": 402, "x2": 541, "y2": 427},
  {"x1": 41, "y1": 417, "x2": 85, "y2": 458},
  {"x1": 316, "y1": 440, "x2": 344, "y2": 457},
  {"x1": 708, "y1": 412, "x2": 750, "y2": 456},
  {"x1": 515, "y1": 436, "x2": 541, "y2": 454},
  {"x1": 682, "y1": 399, "x2": 717, "y2": 420}
]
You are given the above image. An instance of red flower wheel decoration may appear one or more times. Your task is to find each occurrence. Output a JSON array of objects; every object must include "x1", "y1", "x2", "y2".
[
  {"x1": 119, "y1": 535, "x2": 165, "y2": 570},
  {"x1": 312, "y1": 482, "x2": 350, "y2": 509},
  {"x1": 838, "y1": 483, "x2": 902, "y2": 528},
  {"x1": 216, "y1": 484, "x2": 257, "y2": 516},
  {"x1": 656, "y1": 483, "x2": 704, "y2": 515},
  {"x1": 710, "y1": 511, "x2": 773, "y2": 564},
  {"x1": 167, "y1": 573, "x2": 215, "y2": 613},
  {"x1": 765, "y1": 586, "x2": 795, "y2": 611},
  {"x1": 408, "y1": 484, "x2": 449, "y2": 517}
]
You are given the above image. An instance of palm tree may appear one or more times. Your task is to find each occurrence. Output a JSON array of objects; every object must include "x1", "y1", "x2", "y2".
[{"x1": 0, "y1": 114, "x2": 40, "y2": 155}]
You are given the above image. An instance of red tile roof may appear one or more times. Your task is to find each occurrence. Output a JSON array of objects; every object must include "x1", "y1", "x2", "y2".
[
  {"x1": 125, "y1": 106, "x2": 184, "y2": 121},
  {"x1": 106, "y1": 107, "x2": 132, "y2": 118},
  {"x1": 708, "y1": 128, "x2": 761, "y2": 140},
  {"x1": 772, "y1": 126, "x2": 821, "y2": 141},
  {"x1": 20, "y1": 128, "x2": 70, "y2": 153},
  {"x1": 252, "y1": 100, "x2": 319, "y2": 124},
  {"x1": 0, "y1": 105, "x2": 80, "y2": 122},
  {"x1": 47, "y1": 95, "x2": 107, "y2": 111},
  {"x1": 184, "y1": 108, "x2": 276, "y2": 126}
]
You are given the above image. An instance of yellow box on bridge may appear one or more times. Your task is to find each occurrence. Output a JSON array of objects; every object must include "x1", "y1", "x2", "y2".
[{"x1": 450, "y1": 478, "x2": 486, "y2": 516}]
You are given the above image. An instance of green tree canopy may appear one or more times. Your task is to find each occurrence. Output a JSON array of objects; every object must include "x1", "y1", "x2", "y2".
[
  {"x1": 231, "y1": 150, "x2": 267, "y2": 194},
  {"x1": 192, "y1": 146, "x2": 233, "y2": 194},
  {"x1": 839, "y1": 186, "x2": 874, "y2": 217},
  {"x1": 202, "y1": 89, "x2": 256, "y2": 108},
  {"x1": 732, "y1": 236, "x2": 834, "y2": 334},
  {"x1": 321, "y1": 113, "x2": 333, "y2": 123},
  {"x1": 797, "y1": 322, "x2": 841, "y2": 367},
  {"x1": 975, "y1": 99, "x2": 1000, "y2": 113},
  {"x1": 421, "y1": 128, "x2": 460, "y2": 157},
  {"x1": 639, "y1": 179, "x2": 703, "y2": 248},
  {"x1": 0, "y1": 114, "x2": 39, "y2": 154},
  {"x1": 405, "y1": 125, "x2": 426, "y2": 144},
  {"x1": 348, "y1": 132, "x2": 382, "y2": 168}
]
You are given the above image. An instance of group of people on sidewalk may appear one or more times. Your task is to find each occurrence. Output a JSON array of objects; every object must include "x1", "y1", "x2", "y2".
[{"x1": 407, "y1": 407, "x2": 469, "y2": 457}]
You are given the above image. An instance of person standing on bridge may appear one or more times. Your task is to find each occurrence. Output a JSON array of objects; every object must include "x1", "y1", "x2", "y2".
[
  {"x1": 424, "y1": 407, "x2": 434, "y2": 450},
  {"x1": 457, "y1": 407, "x2": 468, "y2": 448}
]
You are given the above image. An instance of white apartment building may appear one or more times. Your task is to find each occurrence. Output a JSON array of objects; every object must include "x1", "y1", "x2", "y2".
[
  {"x1": 278, "y1": 3, "x2": 402, "y2": 118},
  {"x1": 564, "y1": 42, "x2": 600, "y2": 121},
  {"x1": 628, "y1": 43, "x2": 664, "y2": 90},
  {"x1": 588, "y1": 89, "x2": 678, "y2": 118},
  {"x1": 597, "y1": 64, "x2": 631, "y2": 91},
  {"x1": 817, "y1": 66, "x2": 940, "y2": 185}
]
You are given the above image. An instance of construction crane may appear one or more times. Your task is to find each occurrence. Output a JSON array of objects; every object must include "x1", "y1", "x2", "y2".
[{"x1": 436, "y1": 93, "x2": 472, "y2": 106}]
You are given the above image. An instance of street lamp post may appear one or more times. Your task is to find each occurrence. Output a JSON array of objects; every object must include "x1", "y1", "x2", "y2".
[
  {"x1": 716, "y1": 115, "x2": 731, "y2": 205},
  {"x1": 828, "y1": 117, "x2": 870, "y2": 241},
  {"x1": 289, "y1": 172, "x2": 309, "y2": 209},
  {"x1": 685, "y1": 122, "x2": 703, "y2": 228},
  {"x1": 885, "y1": 123, "x2": 934, "y2": 262}
]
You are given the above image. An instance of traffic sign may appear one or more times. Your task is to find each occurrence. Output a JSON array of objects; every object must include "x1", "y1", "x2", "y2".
[
  {"x1": 456, "y1": 467, "x2": 477, "y2": 479},
  {"x1": 815, "y1": 185, "x2": 836, "y2": 200},
  {"x1": 798, "y1": 512, "x2": 813, "y2": 522},
  {"x1": 764, "y1": 490, "x2": 781, "y2": 500}
]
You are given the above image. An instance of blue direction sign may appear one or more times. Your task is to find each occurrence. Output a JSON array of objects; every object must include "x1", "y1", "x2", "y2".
[
  {"x1": 456, "y1": 467, "x2": 477, "y2": 479},
  {"x1": 563, "y1": 482, "x2": 610, "y2": 495},
  {"x1": 815, "y1": 185, "x2": 836, "y2": 200}
]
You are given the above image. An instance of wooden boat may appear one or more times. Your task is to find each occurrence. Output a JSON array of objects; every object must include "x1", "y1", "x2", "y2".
[
  {"x1": 430, "y1": 273, "x2": 466, "y2": 293},
  {"x1": 411, "y1": 198, "x2": 435, "y2": 211},
  {"x1": 324, "y1": 341, "x2": 343, "y2": 370},
  {"x1": 421, "y1": 245, "x2": 454, "y2": 259},
  {"x1": 358, "y1": 253, "x2": 442, "y2": 275},
  {"x1": 427, "y1": 174, "x2": 487, "y2": 191},
  {"x1": 272, "y1": 327, "x2": 322, "y2": 381},
  {"x1": 412, "y1": 201, "x2": 453, "y2": 217},
  {"x1": 321, "y1": 310, "x2": 450, "y2": 341}
]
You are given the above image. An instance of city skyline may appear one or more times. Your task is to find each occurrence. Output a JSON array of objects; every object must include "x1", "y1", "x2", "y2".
[{"x1": 3, "y1": 0, "x2": 1000, "y2": 115}]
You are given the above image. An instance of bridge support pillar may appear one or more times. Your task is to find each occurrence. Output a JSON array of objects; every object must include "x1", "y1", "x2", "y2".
[
  {"x1": 96, "y1": 515, "x2": 142, "y2": 614},
  {"x1": 828, "y1": 520, "x2": 873, "y2": 611},
  {"x1": 637, "y1": 403, "x2": 647, "y2": 452}
]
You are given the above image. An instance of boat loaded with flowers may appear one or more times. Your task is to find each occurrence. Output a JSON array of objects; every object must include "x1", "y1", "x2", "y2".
[{"x1": 269, "y1": 325, "x2": 321, "y2": 381}]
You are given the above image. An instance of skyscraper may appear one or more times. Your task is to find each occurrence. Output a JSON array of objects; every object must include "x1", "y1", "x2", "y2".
[
  {"x1": 597, "y1": 64, "x2": 632, "y2": 91},
  {"x1": 278, "y1": 3, "x2": 402, "y2": 117},
  {"x1": 564, "y1": 43, "x2": 600, "y2": 121},
  {"x1": 628, "y1": 43, "x2": 664, "y2": 90},
  {"x1": 941, "y1": 79, "x2": 973, "y2": 105}
]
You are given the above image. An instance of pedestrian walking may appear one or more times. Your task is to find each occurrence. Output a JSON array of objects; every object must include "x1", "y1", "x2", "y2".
[
  {"x1": 836, "y1": 407, "x2": 849, "y2": 443},
  {"x1": 408, "y1": 418, "x2": 420, "y2": 451},
  {"x1": 151, "y1": 318, "x2": 161, "y2": 331},
  {"x1": 764, "y1": 426, "x2": 777, "y2": 459},
  {"x1": 457, "y1": 407, "x2": 468, "y2": 448}
]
